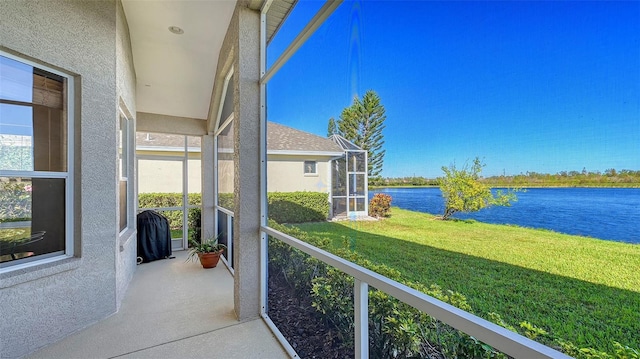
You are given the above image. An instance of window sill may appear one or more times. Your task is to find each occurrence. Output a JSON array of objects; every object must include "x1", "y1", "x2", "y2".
[
  {"x1": 304, "y1": 173, "x2": 319, "y2": 177},
  {"x1": 119, "y1": 228, "x2": 137, "y2": 252},
  {"x1": 0, "y1": 255, "x2": 80, "y2": 289}
]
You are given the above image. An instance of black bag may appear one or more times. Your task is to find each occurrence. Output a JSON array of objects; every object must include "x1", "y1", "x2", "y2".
[{"x1": 136, "y1": 210, "x2": 172, "y2": 263}]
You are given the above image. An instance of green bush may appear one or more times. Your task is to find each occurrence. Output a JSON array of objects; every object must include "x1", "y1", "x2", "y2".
[
  {"x1": 268, "y1": 192, "x2": 329, "y2": 223},
  {"x1": 178, "y1": 191, "x2": 328, "y2": 243},
  {"x1": 268, "y1": 220, "x2": 502, "y2": 358},
  {"x1": 188, "y1": 208, "x2": 201, "y2": 244},
  {"x1": 138, "y1": 193, "x2": 201, "y2": 229}
]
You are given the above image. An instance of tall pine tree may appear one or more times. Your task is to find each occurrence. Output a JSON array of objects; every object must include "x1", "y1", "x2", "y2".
[
  {"x1": 327, "y1": 117, "x2": 337, "y2": 137},
  {"x1": 333, "y1": 90, "x2": 386, "y2": 179}
]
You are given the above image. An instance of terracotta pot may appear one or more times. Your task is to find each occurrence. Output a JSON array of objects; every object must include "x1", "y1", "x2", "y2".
[{"x1": 197, "y1": 251, "x2": 222, "y2": 268}]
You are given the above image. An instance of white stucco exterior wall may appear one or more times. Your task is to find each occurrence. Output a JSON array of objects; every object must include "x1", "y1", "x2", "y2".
[
  {"x1": 267, "y1": 154, "x2": 332, "y2": 193},
  {"x1": 137, "y1": 153, "x2": 333, "y2": 195},
  {"x1": 0, "y1": 1, "x2": 133, "y2": 357}
]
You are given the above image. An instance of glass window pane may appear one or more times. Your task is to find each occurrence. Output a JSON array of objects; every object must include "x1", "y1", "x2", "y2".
[
  {"x1": 217, "y1": 210, "x2": 228, "y2": 248},
  {"x1": 0, "y1": 177, "x2": 65, "y2": 264},
  {"x1": 220, "y1": 74, "x2": 234, "y2": 123},
  {"x1": 304, "y1": 160, "x2": 317, "y2": 174},
  {"x1": 0, "y1": 56, "x2": 33, "y2": 102},
  {"x1": 217, "y1": 122, "x2": 234, "y2": 211},
  {"x1": 32, "y1": 104, "x2": 67, "y2": 172},
  {"x1": 1, "y1": 56, "x2": 68, "y2": 172},
  {"x1": 119, "y1": 180, "x2": 127, "y2": 232}
]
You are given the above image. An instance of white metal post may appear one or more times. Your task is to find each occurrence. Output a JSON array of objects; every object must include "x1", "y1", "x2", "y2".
[
  {"x1": 183, "y1": 136, "x2": 189, "y2": 249},
  {"x1": 354, "y1": 278, "x2": 369, "y2": 358},
  {"x1": 259, "y1": 0, "x2": 271, "y2": 317},
  {"x1": 227, "y1": 214, "x2": 233, "y2": 267}
]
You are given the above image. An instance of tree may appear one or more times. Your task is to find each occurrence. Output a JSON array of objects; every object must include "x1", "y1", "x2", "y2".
[
  {"x1": 438, "y1": 157, "x2": 518, "y2": 220},
  {"x1": 332, "y1": 90, "x2": 387, "y2": 178},
  {"x1": 327, "y1": 117, "x2": 337, "y2": 137}
]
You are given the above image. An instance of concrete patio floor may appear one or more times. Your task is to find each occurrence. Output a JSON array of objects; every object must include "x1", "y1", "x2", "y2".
[{"x1": 28, "y1": 251, "x2": 288, "y2": 359}]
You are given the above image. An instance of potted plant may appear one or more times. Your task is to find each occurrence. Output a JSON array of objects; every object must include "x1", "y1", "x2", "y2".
[{"x1": 187, "y1": 236, "x2": 227, "y2": 268}]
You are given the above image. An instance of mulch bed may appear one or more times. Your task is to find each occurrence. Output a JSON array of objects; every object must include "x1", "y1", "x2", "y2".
[{"x1": 267, "y1": 273, "x2": 353, "y2": 358}]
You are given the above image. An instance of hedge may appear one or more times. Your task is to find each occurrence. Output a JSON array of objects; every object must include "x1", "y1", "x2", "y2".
[
  {"x1": 138, "y1": 193, "x2": 201, "y2": 229},
  {"x1": 267, "y1": 192, "x2": 329, "y2": 223},
  {"x1": 140, "y1": 191, "x2": 329, "y2": 231}
]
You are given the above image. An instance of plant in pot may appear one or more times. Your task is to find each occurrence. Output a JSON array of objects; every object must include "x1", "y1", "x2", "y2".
[{"x1": 187, "y1": 235, "x2": 227, "y2": 268}]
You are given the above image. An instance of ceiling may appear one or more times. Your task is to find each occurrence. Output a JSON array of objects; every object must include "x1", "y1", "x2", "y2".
[{"x1": 121, "y1": 0, "x2": 237, "y2": 120}]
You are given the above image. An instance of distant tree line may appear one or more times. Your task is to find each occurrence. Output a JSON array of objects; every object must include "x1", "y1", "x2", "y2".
[
  {"x1": 370, "y1": 176, "x2": 438, "y2": 187},
  {"x1": 373, "y1": 168, "x2": 640, "y2": 187},
  {"x1": 483, "y1": 169, "x2": 640, "y2": 187}
]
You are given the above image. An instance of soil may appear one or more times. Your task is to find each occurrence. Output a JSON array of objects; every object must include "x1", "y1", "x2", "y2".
[{"x1": 267, "y1": 273, "x2": 353, "y2": 358}]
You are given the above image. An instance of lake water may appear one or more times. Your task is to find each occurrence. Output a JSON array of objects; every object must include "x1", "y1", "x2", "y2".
[{"x1": 369, "y1": 187, "x2": 640, "y2": 244}]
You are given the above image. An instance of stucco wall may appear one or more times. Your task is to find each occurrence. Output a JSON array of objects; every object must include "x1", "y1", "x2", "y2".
[
  {"x1": 267, "y1": 154, "x2": 332, "y2": 193},
  {"x1": 0, "y1": 1, "x2": 123, "y2": 358},
  {"x1": 115, "y1": 0, "x2": 137, "y2": 308},
  {"x1": 137, "y1": 152, "x2": 332, "y2": 195},
  {"x1": 138, "y1": 158, "x2": 202, "y2": 194}
]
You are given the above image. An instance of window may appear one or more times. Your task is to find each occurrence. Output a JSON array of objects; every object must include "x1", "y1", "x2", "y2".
[
  {"x1": 0, "y1": 52, "x2": 74, "y2": 269},
  {"x1": 304, "y1": 161, "x2": 317, "y2": 175},
  {"x1": 118, "y1": 113, "x2": 129, "y2": 233}
]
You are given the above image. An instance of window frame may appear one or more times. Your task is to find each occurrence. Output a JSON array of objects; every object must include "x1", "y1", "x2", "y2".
[
  {"x1": 303, "y1": 160, "x2": 317, "y2": 175},
  {"x1": 118, "y1": 109, "x2": 131, "y2": 235},
  {"x1": 0, "y1": 50, "x2": 75, "y2": 271}
]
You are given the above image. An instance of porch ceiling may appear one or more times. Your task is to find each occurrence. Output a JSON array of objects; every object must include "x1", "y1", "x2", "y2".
[{"x1": 121, "y1": 0, "x2": 236, "y2": 120}]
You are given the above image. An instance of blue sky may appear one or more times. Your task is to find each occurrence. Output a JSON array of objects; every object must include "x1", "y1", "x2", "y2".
[{"x1": 266, "y1": 1, "x2": 640, "y2": 178}]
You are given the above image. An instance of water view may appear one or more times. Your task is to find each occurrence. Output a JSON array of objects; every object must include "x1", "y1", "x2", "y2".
[{"x1": 370, "y1": 187, "x2": 640, "y2": 244}]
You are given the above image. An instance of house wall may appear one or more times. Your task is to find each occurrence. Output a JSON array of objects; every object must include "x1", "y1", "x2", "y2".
[
  {"x1": 137, "y1": 158, "x2": 202, "y2": 194},
  {"x1": 136, "y1": 152, "x2": 332, "y2": 195},
  {"x1": 115, "y1": 0, "x2": 137, "y2": 307},
  {"x1": 0, "y1": 1, "x2": 131, "y2": 358},
  {"x1": 267, "y1": 154, "x2": 332, "y2": 193}
]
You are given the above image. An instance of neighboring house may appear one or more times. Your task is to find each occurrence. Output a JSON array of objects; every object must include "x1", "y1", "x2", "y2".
[{"x1": 136, "y1": 121, "x2": 367, "y2": 218}]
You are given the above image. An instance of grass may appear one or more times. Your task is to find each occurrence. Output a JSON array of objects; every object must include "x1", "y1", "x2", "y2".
[{"x1": 294, "y1": 207, "x2": 640, "y2": 353}]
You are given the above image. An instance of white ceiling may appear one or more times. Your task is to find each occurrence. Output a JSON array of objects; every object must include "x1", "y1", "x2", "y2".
[{"x1": 122, "y1": 0, "x2": 236, "y2": 120}]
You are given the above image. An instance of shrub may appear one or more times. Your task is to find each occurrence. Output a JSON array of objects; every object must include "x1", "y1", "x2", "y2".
[
  {"x1": 268, "y1": 192, "x2": 329, "y2": 223},
  {"x1": 188, "y1": 208, "x2": 201, "y2": 243},
  {"x1": 138, "y1": 193, "x2": 201, "y2": 229},
  {"x1": 269, "y1": 221, "x2": 501, "y2": 358},
  {"x1": 368, "y1": 193, "x2": 392, "y2": 218}
]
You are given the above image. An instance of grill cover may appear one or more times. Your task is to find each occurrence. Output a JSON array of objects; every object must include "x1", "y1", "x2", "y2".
[{"x1": 137, "y1": 210, "x2": 172, "y2": 263}]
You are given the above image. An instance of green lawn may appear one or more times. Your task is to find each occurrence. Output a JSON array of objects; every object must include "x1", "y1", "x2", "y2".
[{"x1": 294, "y1": 208, "x2": 640, "y2": 353}]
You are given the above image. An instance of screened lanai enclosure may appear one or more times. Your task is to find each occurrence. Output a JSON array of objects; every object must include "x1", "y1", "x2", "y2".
[{"x1": 329, "y1": 135, "x2": 368, "y2": 218}]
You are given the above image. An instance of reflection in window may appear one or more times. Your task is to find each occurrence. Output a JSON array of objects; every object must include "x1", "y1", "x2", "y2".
[
  {"x1": 0, "y1": 53, "x2": 72, "y2": 268},
  {"x1": 0, "y1": 177, "x2": 66, "y2": 264},
  {"x1": 118, "y1": 114, "x2": 129, "y2": 232}
]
